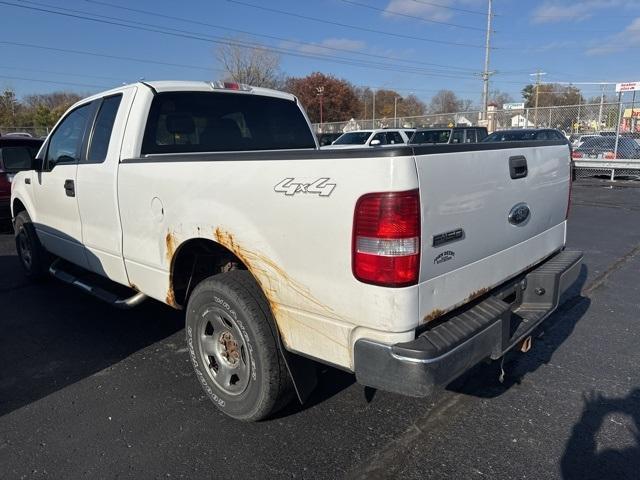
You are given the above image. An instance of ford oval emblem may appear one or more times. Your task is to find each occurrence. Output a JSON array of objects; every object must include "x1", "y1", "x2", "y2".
[{"x1": 508, "y1": 203, "x2": 531, "y2": 226}]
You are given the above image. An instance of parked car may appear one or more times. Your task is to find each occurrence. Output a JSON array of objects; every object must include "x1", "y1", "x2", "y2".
[
  {"x1": 409, "y1": 126, "x2": 488, "y2": 145},
  {"x1": 316, "y1": 132, "x2": 342, "y2": 147},
  {"x1": 323, "y1": 129, "x2": 412, "y2": 149},
  {"x1": 483, "y1": 128, "x2": 569, "y2": 145},
  {"x1": 569, "y1": 134, "x2": 599, "y2": 148},
  {"x1": 572, "y1": 136, "x2": 640, "y2": 160},
  {"x1": 11, "y1": 80, "x2": 581, "y2": 421},
  {"x1": 1, "y1": 132, "x2": 33, "y2": 138},
  {"x1": 0, "y1": 137, "x2": 43, "y2": 221}
]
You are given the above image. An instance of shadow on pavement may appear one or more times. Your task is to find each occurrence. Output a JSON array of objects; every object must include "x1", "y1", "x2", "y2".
[
  {"x1": 561, "y1": 389, "x2": 640, "y2": 480},
  {"x1": 448, "y1": 264, "x2": 590, "y2": 398},
  {"x1": 0, "y1": 254, "x2": 184, "y2": 417}
]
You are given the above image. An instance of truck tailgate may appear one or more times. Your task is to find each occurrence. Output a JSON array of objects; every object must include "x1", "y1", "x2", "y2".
[{"x1": 415, "y1": 142, "x2": 571, "y2": 324}]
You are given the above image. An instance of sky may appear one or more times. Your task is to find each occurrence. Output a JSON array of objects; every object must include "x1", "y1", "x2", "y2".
[{"x1": 1, "y1": 0, "x2": 639, "y2": 105}]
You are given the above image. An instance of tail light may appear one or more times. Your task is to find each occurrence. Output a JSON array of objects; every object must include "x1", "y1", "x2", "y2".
[
  {"x1": 0, "y1": 168, "x2": 11, "y2": 196},
  {"x1": 352, "y1": 190, "x2": 420, "y2": 287},
  {"x1": 571, "y1": 151, "x2": 583, "y2": 159},
  {"x1": 209, "y1": 80, "x2": 251, "y2": 91}
]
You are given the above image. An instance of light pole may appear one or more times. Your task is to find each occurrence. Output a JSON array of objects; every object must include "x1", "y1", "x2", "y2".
[
  {"x1": 316, "y1": 86, "x2": 325, "y2": 125},
  {"x1": 394, "y1": 95, "x2": 402, "y2": 128},
  {"x1": 372, "y1": 89, "x2": 376, "y2": 128}
]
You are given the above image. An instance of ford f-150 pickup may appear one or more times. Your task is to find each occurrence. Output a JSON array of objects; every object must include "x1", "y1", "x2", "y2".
[{"x1": 11, "y1": 81, "x2": 582, "y2": 421}]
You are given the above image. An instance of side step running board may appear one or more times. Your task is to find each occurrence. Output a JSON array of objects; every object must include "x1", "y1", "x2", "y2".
[{"x1": 49, "y1": 259, "x2": 147, "y2": 309}]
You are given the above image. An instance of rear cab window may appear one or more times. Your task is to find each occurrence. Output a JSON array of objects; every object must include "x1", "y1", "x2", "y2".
[{"x1": 142, "y1": 92, "x2": 316, "y2": 154}]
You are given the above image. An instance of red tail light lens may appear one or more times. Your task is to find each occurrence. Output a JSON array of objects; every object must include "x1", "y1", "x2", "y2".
[
  {"x1": 0, "y1": 170, "x2": 11, "y2": 196},
  {"x1": 571, "y1": 151, "x2": 583, "y2": 159},
  {"x1": 352, "y1": 189, "x2": 420, "y2": 287}
]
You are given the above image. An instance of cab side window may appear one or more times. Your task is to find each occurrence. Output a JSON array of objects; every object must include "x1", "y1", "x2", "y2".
[
  {"x1": 371, "y1": 133, "x2": 387, "y2": 145},
  {"x1": 87, "y1": 95, "x2": 122, "y2": 163},
  {"x1": 451, "y1": 130, "x2": 464, "y2": 144},
  {"x1": 386, "y1": 131, "x2": 404, "y2": 144},
  {"x1": 464, "y1": 129, "x2": 477, "y2": 143},
  {"x1": 46, "y1": 103, "x2": 93, "y2": 168}
]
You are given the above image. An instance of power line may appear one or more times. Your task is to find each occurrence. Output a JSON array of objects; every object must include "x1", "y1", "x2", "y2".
[
  {"x1": 0, "y1": 1, "x2": 486, "y2": 79},
  {"x1": 0, "y1": 74, "x2": 109, "y2": 89},
  {"x1": 407, "y1": 0, "x2": 495, "y2": 16},
  {"x1": 0, "y1": 63, "x2": 125, "y2": 82},
  {"x1": 81, "y1": 0, "x2": 478, "y2": 73},
  {"x1": 0, "y1": 40, "x2": 216, "y2": 71},
  {"x1": 339, "y1": 0, "x2": 488, "y2": 31},
  {"x1": 225, "y1": 0, "x2": 489, "y2": 48}
]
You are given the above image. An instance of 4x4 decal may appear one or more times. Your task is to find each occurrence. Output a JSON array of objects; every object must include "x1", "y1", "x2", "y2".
[{"x1": 274, "y1": 178, "x2": 336, "y2": 197}]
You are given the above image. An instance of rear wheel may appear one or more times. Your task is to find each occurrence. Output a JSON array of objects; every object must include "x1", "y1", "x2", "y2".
[
  {"x1": 14, "y1": 211, "x2": 49, "y2": 280},
  {"x1": 185, "y1": 270, "x2": 293, "y2": 421}
]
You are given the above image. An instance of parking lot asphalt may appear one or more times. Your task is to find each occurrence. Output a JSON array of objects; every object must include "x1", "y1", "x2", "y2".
[{"x1": 1, "y1": 178, "x2": 639, "y2": 480}]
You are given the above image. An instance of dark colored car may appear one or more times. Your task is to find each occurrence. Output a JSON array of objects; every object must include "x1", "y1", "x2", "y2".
[
  {"x1": 0, "y1": 137, "x2": 43, "y2": 220},
  {"x1": 482, "y1": 128, "x2": 569, "y2": 145},
  {"x1": 410, "y1": 126, "x2": 488, "y2": 145},
  {"x1": 316, "y1": 132, "x2": 342, "y2": 147},
  {"x1": 572, "y1": 136, "x2": 640, "y2": 160}
]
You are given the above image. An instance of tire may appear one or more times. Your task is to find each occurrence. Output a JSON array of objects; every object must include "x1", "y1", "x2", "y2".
[
  {"x1": 185, "y1": 270, "x2": 293, "y2": 421},
  {"x1": 14, "y1": 211, "x2": 50, "y2": 280}
]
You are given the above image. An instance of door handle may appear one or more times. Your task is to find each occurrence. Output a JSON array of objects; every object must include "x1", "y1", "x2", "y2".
[
  {"x1": 509, "y1": 155, "x2": 528, "y2": 179},
  {"x1": 64, "y1": 179, "x2": 75, "y2": 197},
  {"x1": 25, "y1": 178, "x2": 31, "y2": 184}
]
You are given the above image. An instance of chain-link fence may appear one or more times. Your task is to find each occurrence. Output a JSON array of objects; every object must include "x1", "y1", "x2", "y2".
[
  {"x1": 313, "y1": 101, "x2": 640, "y2": 176},
  {"x1": 312, "y1": 102, "x2": 633, "y2": 135},
  {"x1": 0, "y1": 125, "x2": 50, "y2": 138}
]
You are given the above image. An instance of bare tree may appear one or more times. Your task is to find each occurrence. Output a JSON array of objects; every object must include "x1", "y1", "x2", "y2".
[
  {"x1": 429, "y1": 90, "x2": 473, "y2": 114},
  {"x1": 216, "y1": 41, "x2": 283, "y2": 89},
  {"x1": 488, "y1": 89, "x2": 514, "y2": 109}
]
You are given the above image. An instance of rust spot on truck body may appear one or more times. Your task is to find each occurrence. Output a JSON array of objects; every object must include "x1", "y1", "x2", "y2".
[
  {"x1": 212, "y1": 227, "x2": 343, "y2": 348},
  {"x1": 165, "y1": 231, "x2": 179, "y2": 308},
  {"x1": 423, "y1": 308, "x2": 444, "y2": 324},
  {"x1": 465, "y1": 286, "x2": 490, "y2": 304},
  {"x1": 422, "y1": 286, "x2": 492, "y2": 324}
]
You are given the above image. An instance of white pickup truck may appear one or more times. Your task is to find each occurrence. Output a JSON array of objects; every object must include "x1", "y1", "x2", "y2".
[{"x1": 11, "y1": 81, "x2": 582, "y2": 421}]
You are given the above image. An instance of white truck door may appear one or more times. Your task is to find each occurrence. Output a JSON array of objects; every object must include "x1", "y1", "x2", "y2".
[
  {"x1": 33, "y1": 101, "x2": 96, "y2": 269},
  {"x1": 76, "y1": 88, "x2": 136, "y2": 285}
]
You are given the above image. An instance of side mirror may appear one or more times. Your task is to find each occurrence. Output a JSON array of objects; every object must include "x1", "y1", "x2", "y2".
[
  {"x1": 370, "y1": 139, "x2": 381, "y2": 146},
  {"x1": 33, "y1": 157, "x2": 44, "y2": 171}
]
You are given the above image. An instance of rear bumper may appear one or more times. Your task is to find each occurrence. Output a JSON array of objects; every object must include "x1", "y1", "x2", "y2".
[{"x1": 354, "y1": 250, "x2": 583, "y2": 397}]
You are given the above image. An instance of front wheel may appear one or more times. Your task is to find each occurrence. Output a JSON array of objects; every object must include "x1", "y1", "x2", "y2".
[
  {"x1": 185, "y1": 271, "x2": 293, "y2": 421},
  {"x1": 14, "y1": 211, "x2": 50, "y2": 280}
]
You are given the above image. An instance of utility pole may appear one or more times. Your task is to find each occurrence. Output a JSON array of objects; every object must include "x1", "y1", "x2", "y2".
[
  {"x1": 316, "y1": 86, "x2": 325, "y2": 125},
  {"x1": 394, "y1": 95, "x2": 402, "y2": 128},
  {"x1": 530, "y1": 70, "x2": 546, "y2": 128},
  {"x1": 481, "y1": 0, "x2": 493, "y2": 121},
  {"x1": 372, "y1": 89, "x2": 376, "y2": 127}
]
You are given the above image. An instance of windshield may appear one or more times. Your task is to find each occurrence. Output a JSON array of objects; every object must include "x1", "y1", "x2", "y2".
[
  {"x1": 410, "y1": 130, "x2": 451, "y2": 144},
  {"x1": 579, "y1": 137, "x2": 616, "y2": 149},
  {"x1": 333, "y1": 131, "x2": 372, "y2": 145}
]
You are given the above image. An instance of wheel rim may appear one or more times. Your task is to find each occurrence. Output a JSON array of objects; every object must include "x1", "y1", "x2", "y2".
[
  {"x1": 17, "y1": 231, "x2": 33, "y2": 271},
  {"x1": 197, "y1": 306, "x2": 251, "y2": 396}
]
